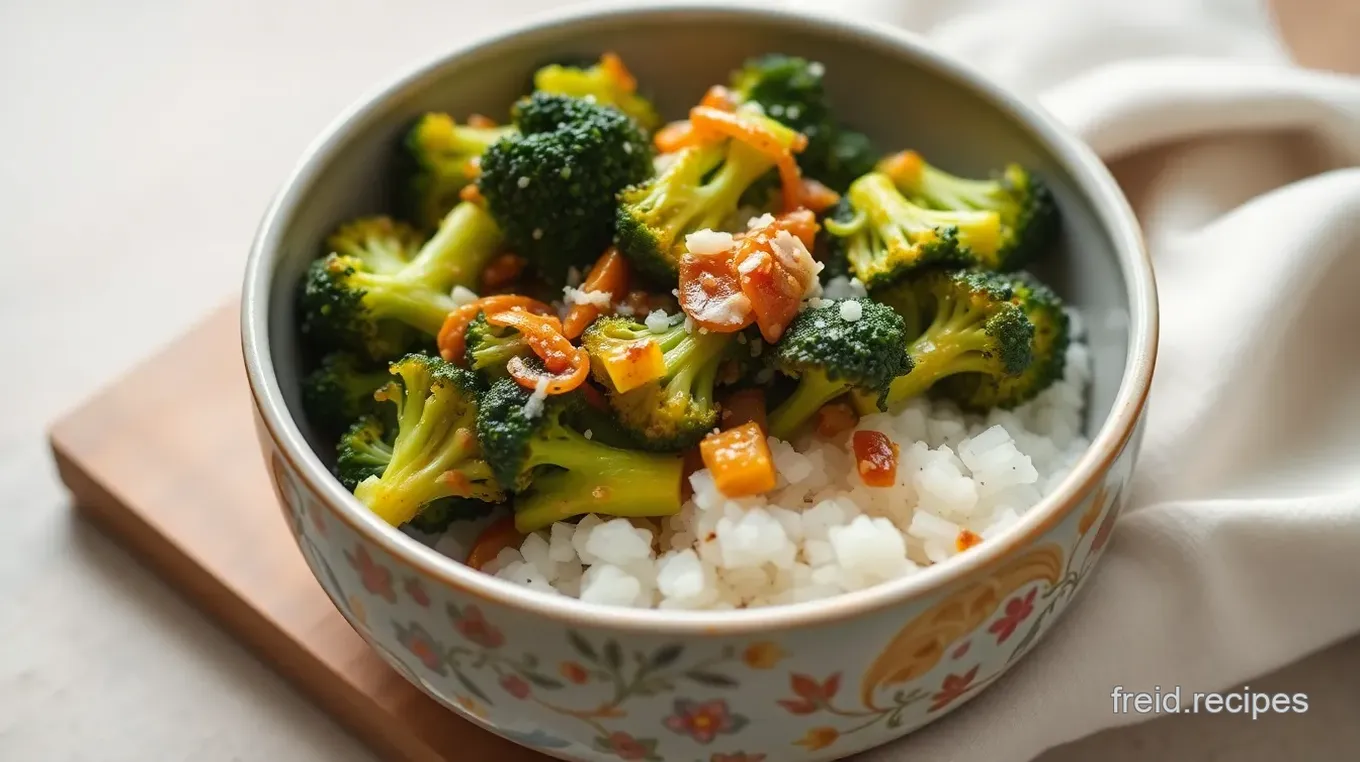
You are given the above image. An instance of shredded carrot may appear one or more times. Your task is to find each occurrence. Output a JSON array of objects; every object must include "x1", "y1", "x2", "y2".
[
  {"x1": 563, "y1": 247, "x2": 630, "y2": 339},
  {"x1": 700, "y1": 422, "x2": 777, "y2": 498},
  {"x1": 480, "y1": 253, "x2": 526, "y2": 291},
  {"x1": 720, "y1": 388, "x2": 768, "y2": 432},
  {"x1": 677, "y1": 250, "x2": 754, "y2": 333},
  {"x1": 465, "y1": 516, "x2": 523, "y2": 570},
  {"x1": 798, "y1": 177, "x2": 841, "y2": 214},
  {"x1": 436, "y1": 295, "x2": 554, "y2": 364},
  {"x1": 466, "y1": 113, "x2": 499, "y2": 129},
  {"x1": 506, "y1": 351, "x2": 590, "y2": 394},
  {"x1": 599, "y1": 52, "x2": 637, "y2": 93},
  {"x1": 459, "y1": 183, "x2": 485, "y2": 205},
  {"x1": 852, "y1": 430, "x2": 899, "y2": 488},
  {"x1": 700, "y1": 85, "x2": 736, "y2": 111},
  {"x1": 689, "y1": 106, "x2": 808, "y2": 213},
  {"x1": 488, "y1": 309, "x2": 590, "y2": 394},
  {"x1": 655, "y1": 120, "x2": 699, "y2": 153}
]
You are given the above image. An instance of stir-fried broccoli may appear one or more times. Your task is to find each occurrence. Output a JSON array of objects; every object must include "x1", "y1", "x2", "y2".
[
  {"x1": 857, "y1": 269, "x2": 1036, "y2": 413},
  {"x1": 337, "y1": 415, "x2": 497, "y2": 531},
  {"x1": 824, "y1": 172, "x2": 1000, "y2": 289},
  {"x1": 462, "y1": 311, "x2": 531, "y2": 385},
  {"x1": 302, "y1": 352, "x2": 392, "y2": 434},
  {"x1": 615, "y1": 108, "x2": 801, "y2": 281},
  {"x1": 479, "y1": 93, "x2": 651, "y2": 277},
  {"x1": 581, "y1": 315, "x2": 734, "y2": 451},
  {"x1": 406, "y1": 112, "x2": 516, "y2": 231},
  {"x1": 350, "y1": 354, "x2": 503, "y2": 526},
  {"x1": 880, "y1": 151, "x2": 1058, "y2": 270},
  {"x1": 729, "y1": 53, "x2": 878, "y2": 192},
  {"x1": 766, "y1": 298, "x2": 910, "y2": 441},
  {"x1": 299, "y1": 203, "x2": 504, "y2": 361},
  {"x1": 532, "y1": 53, "x2": 662, "y2": 131},
  {"x1": 937, "y1": 271, "x2": 1068, "y2": 409},
  {"x1": 476, "y1": 378, "x2": 684, "y2": 532}
]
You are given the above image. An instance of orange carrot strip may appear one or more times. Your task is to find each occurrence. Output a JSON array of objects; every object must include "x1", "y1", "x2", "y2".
[
  {"x1": 600, "y1": 52, "x2": 637, "y2": 93},
  {"x1": 459, "y1": 183, "x2": 485, "y2": 205},
  {"x1": 436, "y1": 295, "x2": 554, "y2": 364},
  {"x1": 466, "y1": 113, "x2": 499, "y2": 129},
  {"x1": 655, "y1": 120, "x2": 700, "y2": 153},
  {"x1": 465, "y1": 516, "x2": 522, "y2": 570},
  {"x1": 506, "y1": 349, "x2": 590, "y2": 395},
  {"x1": 798, "y1": 177, "x2": 841, "y2": 214},
  {"x1": 689, "y1": 106, "x2": 808, "y2": 213},
  {"x1": 700, "y1": 85, "x2": 736, "y2": 111},
  {"x1": 487, "y1": 310, "x2": 578, "y2": 374},
  {"x1": 700, "y1": 422, "x2": 777, "y2": 498},
  {"x1": 563, "y1": 247, "x2": 630, "y2": 339},
  {"x1": 481, "y1": 253, "x2": 526, "y2": 291}
]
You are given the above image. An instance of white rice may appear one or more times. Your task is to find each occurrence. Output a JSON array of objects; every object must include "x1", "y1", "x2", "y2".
[{"x1": 447, "y1": 322, "x2": 1094, "y2": 610}]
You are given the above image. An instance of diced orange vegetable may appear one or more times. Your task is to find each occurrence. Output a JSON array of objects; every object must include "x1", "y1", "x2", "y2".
[
  {"x1": 466, "y1": 113, "x2": 499, "y2": 129},
  {"x1": 481, "y1": 253, "x2": 526, "y2": 291},
  {"x1": 598, "y1": 337, "x2": 666, "y2": 393},
  {"x1": 437, "y1": 295, "x2": 555, "y2": 364},
  {"x1": 798, "y1": 177, "x2": 841, "y2": 214},
  {"x1": 877, "y1": 149, "x2": 924, "y2": 188},
  {"x1": 956, "y1": 529, "x2": 983, "y2": 553},
  {"x1": 700, "y1": 422, "x2": 777, "y2": 497},
  {"x1": 720, "y1": 388, "x2": 768, "y2": 431},
  {"x1": 563, "y1": 247, "x2": 630, "y2": 339},
  {"x1": 700, "y1": 85, "x2": 736, "y2": 111},
  {"x1": 459, "y1": 183, "x2": 486, "y2": 205},
  {"x1": 815, "y1": 402, "x2": 859, "y2": 438},
  {"x1": 852, "y1": 430, "x2": 900, "y2": 488},
  {"x1": 732, "y1": 212, "x2": 820, "y2": 343},
  {"x1": 465, "y1": 516, "x2": 523, "y2": 571},
  {"x1": 677, "y1": 251, "x2": 754, "y2": 333},
  {"x1": 654, "y1": 120, "x2": 699, "y2": 153}
]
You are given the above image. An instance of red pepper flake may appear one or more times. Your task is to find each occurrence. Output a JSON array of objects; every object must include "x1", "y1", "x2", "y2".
[
  {"x1": 852, "y1": 430, "x2": 899, "y2": 488},
  {"x1": 956, "y1": 529, "x2": 983, "y2": 553}
]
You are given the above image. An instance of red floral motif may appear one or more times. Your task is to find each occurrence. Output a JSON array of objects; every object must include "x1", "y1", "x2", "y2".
[
  {"x1": 595, "y1": 731, "x2": 660, "y2": 761},
  {"x1": 560, "y1": 661, "x2": 590, "y2": 684},
  {"x1": 448, "y1": 604, "x2": 505, "y2": 649},
  {"x1": 404, "y1": 577, "x2": 430, "y2": 607},
  {"x1": 989, "y1": 588, "x2": 1038, "y2": 644},
  {"x1": 393, "y1": 622, "x2": 446, "y2": 675},
  {"x1": 930, "y1": 666, "x2": 980, "y2": 712},
  {"x1": 712, "y1": 753, "x2": 766, "y2": 762},
  {"x1": 777, "y1": 673, "x2": 841, "y2": 715},
  {"x1": 951, "y1": 641, "x2": 971, "y2": 660},
  {"x1": 345, "y1": 545, "x2": 395, "y2": 603},
  {"x1": 663, "y1": 698, "x2": 748, "y2": 744},
  {"x1": 500, "y1": 674, "x2": 531, "y2": 700}
]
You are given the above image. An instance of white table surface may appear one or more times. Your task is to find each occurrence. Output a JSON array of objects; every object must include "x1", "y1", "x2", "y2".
[{"x1": 2, "y1": 1, "x2": 1355, "y2": 759}]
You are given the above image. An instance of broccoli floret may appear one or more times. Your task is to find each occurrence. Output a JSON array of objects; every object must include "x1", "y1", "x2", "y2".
[
  {"x1": 405, "y1": 113, "x2": 516, "y2": 231},
  {"x1": 826, "y1": 172, "x2": 1001, "y2": 289},
  {"x1": 532, "y1": 53, "x2": 662, "y2": 131},
  {"x1": 765, "y1": 298, "x2": 910, "y2": 441},
  {"x1": 881, "y1": 151, "x2": 1058, "y2": 270},
  {"x1": 299, "y1": 202, "x2": 504, "y2": 361},
  {"x1": 581, "y1": 315, "x2": 734, "y2": 451},
  {"x1": 302, "y1": 352, "x2": 393, "y2": 434},
  {"x1": 350, "y1": 354, "x2": 503, "y2": 526},
  {"x1": 479, "y1": 93, "x2": 651, "y2": 277},
  {"x1": 337, "y1": 415, "x2": 497, "y2": 531},
  {"x1": 938, "y1": 271, "x2": 1069, "y2": 409},
  {"x1": 860, "y1": 269, "x2": 1036, "y2": 412},
  {"x1": 462, "y1": 311, "x2": 531, "y2": 385},
  {"x1": 336, "y1": 415, "x2": 394, "y2": 490},
  {"x1": 615, "y1": 109, "x2": 801, "y2": 282},
  {"x1": 476, "y1": 378, "x2": 684, "y2": 533},
  {"x1": 729, "y1": 54, "x2": 878, "y2": 192}
]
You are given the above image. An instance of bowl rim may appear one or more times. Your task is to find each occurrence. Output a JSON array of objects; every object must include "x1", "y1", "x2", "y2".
[{"x1": 242, "y1": 0, "x2": 1158, "y2": 635}]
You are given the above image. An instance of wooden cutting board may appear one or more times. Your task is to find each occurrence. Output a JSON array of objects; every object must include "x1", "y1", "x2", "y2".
[{"x1": 48, "y1": 303, "x2": 545, "y2": 762}]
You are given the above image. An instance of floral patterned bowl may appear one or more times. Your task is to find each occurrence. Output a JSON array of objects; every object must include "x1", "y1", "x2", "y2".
[{"x1": 241, "y1": 4, "x2": 1156, "y2": 760}]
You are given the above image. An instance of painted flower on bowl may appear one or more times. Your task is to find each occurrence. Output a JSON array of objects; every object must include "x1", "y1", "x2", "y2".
[
  {"x1": 595, "y1": 731, "x2": 661, "y2": 761},
  {"x1": 664, "y1": 698, "x2": 748, "y2": 744},
  {"x1": 447, "y1": 603, "x2": 505, "y2": 649}
]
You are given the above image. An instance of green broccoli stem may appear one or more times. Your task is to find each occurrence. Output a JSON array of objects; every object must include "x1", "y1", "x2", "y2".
[
  {"x1": 515, "y1": 436, "x2": 683, "y2": 532},
  {"x1": 661, "y1": 329, "x2": 730, "y2": 403},
  {"x1": 851, "y1": 300, "x2": 995, "y2": 413},
  {"x1": 354, "y1": 387, "x2": 496, "y2": 526},
  {"x1": 399, "y1": 201, "x2": 503, "y2": 291},
  {"x1": 905, "y1": 163, "x2": 1003, "y2": 211},
  {"x1": 767, "y1": 368, "x2": 851, "y2": 441},
  {"x1": 656, "y1": 141, "x2": 776, "y2": 246},
  {"x1": 855, "y1": 173, "x2": 1000, "y2": 258}
]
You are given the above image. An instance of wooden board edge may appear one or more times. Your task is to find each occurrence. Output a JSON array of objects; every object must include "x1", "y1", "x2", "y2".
[{"x1": 48, "y1": 436, "x2": 443, "y2": 762}]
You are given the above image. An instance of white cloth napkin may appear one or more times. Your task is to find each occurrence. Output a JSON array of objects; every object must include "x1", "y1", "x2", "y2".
[{"x1": 788, "y1": 0, "x2": 1360, "y2": 759}]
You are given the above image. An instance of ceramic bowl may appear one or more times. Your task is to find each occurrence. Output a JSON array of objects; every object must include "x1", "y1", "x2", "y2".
[{"x1": 242, "y1": 4, "x2": 1156, "y2": 760}]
